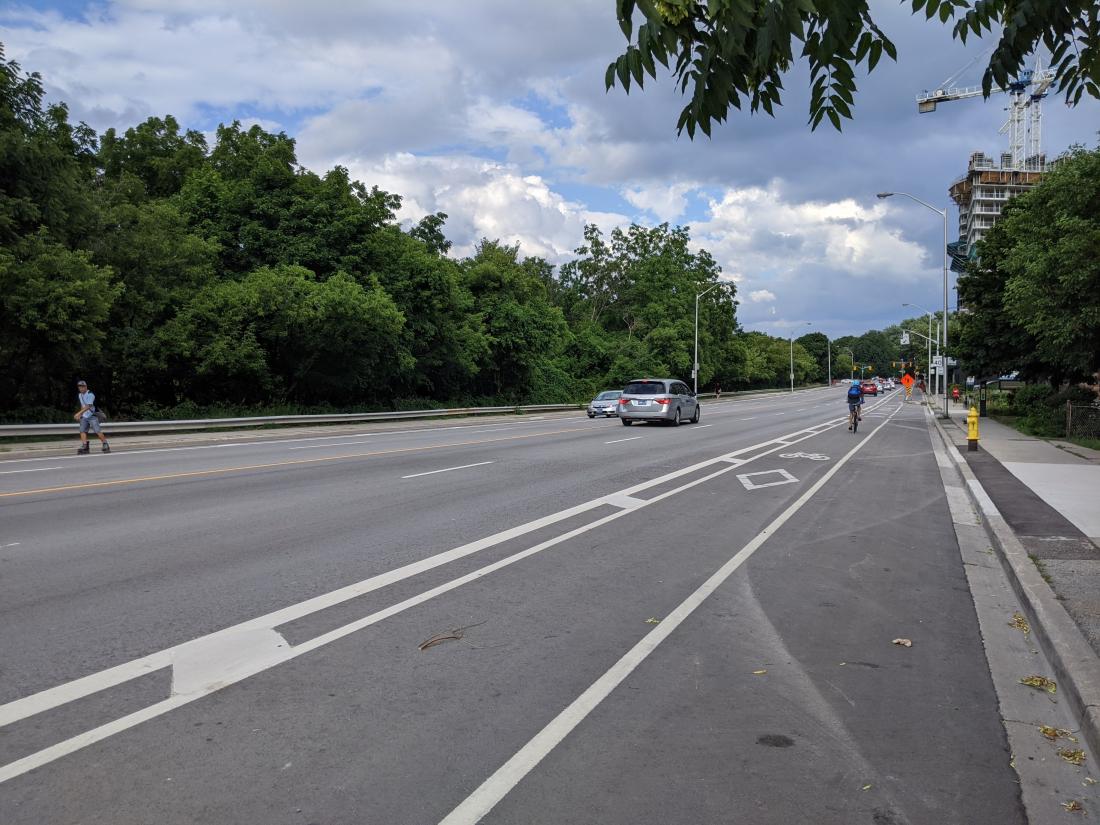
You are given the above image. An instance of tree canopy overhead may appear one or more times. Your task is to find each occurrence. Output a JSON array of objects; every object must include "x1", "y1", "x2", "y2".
[{"x1": 606, "y1": 0, "x2": 1100, "y2": 138}]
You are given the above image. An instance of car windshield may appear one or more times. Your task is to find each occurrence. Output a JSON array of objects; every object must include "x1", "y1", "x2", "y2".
[
  {"x1": 623, "y1": 382, "x2": 666, "y2": 395},
  {"x1": 595, "y1": 392, "x2": 620, "y2": 400}
]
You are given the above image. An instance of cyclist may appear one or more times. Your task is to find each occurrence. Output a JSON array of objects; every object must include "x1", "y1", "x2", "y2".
[{"x1": 846, "y1": 380, "x2": 864, "y2": 430}]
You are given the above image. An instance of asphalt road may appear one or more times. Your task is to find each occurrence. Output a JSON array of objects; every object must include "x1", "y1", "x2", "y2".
[{"x1": 0, "y1": 387, "x2": 1079, "y2": 823}]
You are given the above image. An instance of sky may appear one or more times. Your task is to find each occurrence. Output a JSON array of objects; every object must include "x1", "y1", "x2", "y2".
[{"x1": 2, "y1": 0, "x2": 1097, "y2": 339}]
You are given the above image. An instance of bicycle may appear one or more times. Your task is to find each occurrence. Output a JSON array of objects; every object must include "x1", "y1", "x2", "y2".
[{"x1": 848, "y1": 404, "x2": 861, "y2": 433}]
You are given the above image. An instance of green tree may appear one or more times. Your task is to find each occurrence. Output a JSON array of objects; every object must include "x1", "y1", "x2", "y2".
[
  {"x1": 462, "y1": 241, "x2": 572, "y2": 401},
  {"x1": 99, "y1": 115, "x2": 207, "y2": 198},
  {"x1": 165, "y1": 265, "x2": 409, "y2": 406},
  {"x1": 795, "y1": 331, "x2": 829, "y2": 382},
  {"x1": 607, "y1": 0, "x2": 1100, "y2": 137},
  {"x1": 177, "y1": 122, "x2": 402, "y2": 280},
  {"x1": 0, "y1": 44, "x2": 113, "y2": 413},
  {"x1": 364, "y1": 225, "x2": 487, "y2": 399},
  {"x1": 997, "y1": 146, "x2": 1100, "y2": 382},
  {"x1": 0, "y1": 233, "x2": 119, "y2": 408},
  {"x1": 85, "y1": 189, "x2": 218, "y2": 408},
  {"x1": 559, "y1": 222, "x2": 734, "y2": 389}
]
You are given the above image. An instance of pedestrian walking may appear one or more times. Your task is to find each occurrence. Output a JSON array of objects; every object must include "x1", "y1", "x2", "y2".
[
  {"x1": 714, "y1": 382, "x2": 721, "y2": 399},
  {"x1": 74, "y1": 379, "x2": 109, "y2": 454}
]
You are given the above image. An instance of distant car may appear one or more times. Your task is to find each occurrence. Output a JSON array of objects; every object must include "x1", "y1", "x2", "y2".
[
  {"x1": 860, "y1": 381, "x2": 878, "y2": 396},
  {"x1": 587, "y1": 390, "x2": 622, "y2": 418},
  {"x1": 618, "y1": 378, "x2": 699, "y2": 426}
]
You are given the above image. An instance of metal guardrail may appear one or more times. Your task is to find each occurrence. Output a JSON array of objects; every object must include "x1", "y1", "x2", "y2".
[{"x1": 0, "y1": 404, "x2": 585, "y2": 439}]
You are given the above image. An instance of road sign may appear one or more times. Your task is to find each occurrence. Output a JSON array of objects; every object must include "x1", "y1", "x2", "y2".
[
  {"x1": 933, "y1": 355, "x2": 944, "y2": 368},
  {"x1": 900, "y1": 332, "x2": 910, "y2": 345},
  {"x1": 901, "y1": 374, "x2": 914, "y2": 389}
]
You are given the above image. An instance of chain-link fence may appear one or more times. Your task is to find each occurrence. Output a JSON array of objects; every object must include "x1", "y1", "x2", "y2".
[{"x1": 1066, "y1": 403, "x2": 1100, "y2": 440}]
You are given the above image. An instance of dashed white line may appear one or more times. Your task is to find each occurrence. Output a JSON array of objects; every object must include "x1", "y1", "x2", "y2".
[
  {"x1": 0, "y1": 543, "x2": 19, "y2": 549},
  {"x1": 401, "y1": 461, "x2": 494, "y2": 479},
  {"x1": 605, "y1": 436, "x2": 643, "y2": 444},
  {"x1": 0, "y1": 466, "x2": 62, "y2": 475}
]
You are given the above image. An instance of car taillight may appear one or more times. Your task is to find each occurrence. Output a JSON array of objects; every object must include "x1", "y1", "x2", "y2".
[
  {"x1": 654, "y1": 397, "x2": 670, "y2": 405},
  {"x1": 620, "y1": 398, "x2": 629, "y2": 405}
]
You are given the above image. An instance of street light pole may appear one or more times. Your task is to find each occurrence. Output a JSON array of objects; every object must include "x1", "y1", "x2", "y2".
[
  {"x1": 826, "y1": 334, "x2": 831, "y2": 387},
  {"x1": 842, "y1": 347, "x2": 854, "y2": 381},
  {"x1": 693, "y1": 283, "x2": 722, "y2": 395},
  {"x1": 789, "y1": 322, "x2": 811, "y2": 393},
  {"x1": 878, "y1": 192, "x2": 950, "y2": 418}
]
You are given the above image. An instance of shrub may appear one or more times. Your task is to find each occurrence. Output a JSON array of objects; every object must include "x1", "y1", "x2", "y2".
[{"x1": 1010, "y1": 384, "x2": 1055, "y2": 416}]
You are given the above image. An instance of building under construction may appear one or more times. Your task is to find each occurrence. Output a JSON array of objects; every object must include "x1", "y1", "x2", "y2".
[{"x1": 948, "y1": 151, "x2": 1052, "y2": 264}]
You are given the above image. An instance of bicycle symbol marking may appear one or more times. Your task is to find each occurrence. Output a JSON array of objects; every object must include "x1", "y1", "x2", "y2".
[{"x1": 778, "y1": 452, "x2": 830, "y2": 461}]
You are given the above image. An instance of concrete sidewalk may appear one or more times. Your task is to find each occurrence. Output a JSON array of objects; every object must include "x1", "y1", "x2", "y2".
[
  {"x1": 927, "y1": 398, "x2": 1100, "y2": 754},
  {"x1": 946, "y1": 407, "x2": 1100, "y2": 541},
  {"x1": 935, "y1": 402, "x2": 1100, "y2": 647}
]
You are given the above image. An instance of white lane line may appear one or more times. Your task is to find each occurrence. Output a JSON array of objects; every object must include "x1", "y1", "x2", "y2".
[
  {"x1": 402, "y1": 461, "x2": 494, "y2": 479},
  {"x1": 0, "y1": 543, "x2": 19, "y2": 549},
  {"x1": 0, "y1": 466, "x2": 62, "y2": 475},
  {"x1": 0, "y1": 417, "x2": 848, "y2": 783},
  {"x1": 438, "y1": 403, "x2": 901, "y2": 825},
  {"x1": 604, "y1": 436, "x2": 642, "y2": 444},
  {"x1": 692, "y1": 424, "x2": 713, "y2": 429},
  {"x1": 739, "y1": 417, "x2": 756, "y2": 421}
]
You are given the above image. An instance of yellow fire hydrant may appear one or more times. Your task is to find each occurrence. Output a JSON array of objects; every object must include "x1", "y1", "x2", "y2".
[{"x1": 967, "y1": 404, "x2": 980, "y2": 452}]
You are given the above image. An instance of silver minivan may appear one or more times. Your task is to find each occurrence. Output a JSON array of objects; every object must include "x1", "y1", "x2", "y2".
[{"x1": 618, "y1": 378, "x2": 700, "y2": 426}]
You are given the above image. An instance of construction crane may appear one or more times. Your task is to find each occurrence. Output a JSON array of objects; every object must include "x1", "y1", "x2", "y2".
[{"x1": 916, "y1": 58, "x2": 1055, "y2": 170}]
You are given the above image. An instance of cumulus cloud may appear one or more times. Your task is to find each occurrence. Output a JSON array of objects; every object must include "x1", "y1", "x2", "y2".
[
  {"x1": 346, "y1": 153, "x2": 629, "y2": 261},
  {"x1": 621, "y1": 182, "x2": 697, "y2": 222},
  {"x1": 748, "y1": 290, "x2": 777, "y2": 303}
]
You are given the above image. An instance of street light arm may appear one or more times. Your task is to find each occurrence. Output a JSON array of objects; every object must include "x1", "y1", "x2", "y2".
[
  {"x1": 696, "y1": 283, "x2": 722, "y2": 301},
  {"x1": 879, "y1": 191, "x2": 946, "y2": 217},
  {"x1": 902, "y1": 327, "x2": 936, "y2": 344}
]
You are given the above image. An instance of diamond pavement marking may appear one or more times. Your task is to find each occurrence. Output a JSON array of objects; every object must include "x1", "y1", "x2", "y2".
[{"x1": 736, "y1": 469, "x2": 799, "y2": 491}]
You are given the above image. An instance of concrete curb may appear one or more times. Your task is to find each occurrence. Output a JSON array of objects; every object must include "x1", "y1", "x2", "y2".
[{"x1": 929, "y1": 413, "x2": 1100, "y2": 761}]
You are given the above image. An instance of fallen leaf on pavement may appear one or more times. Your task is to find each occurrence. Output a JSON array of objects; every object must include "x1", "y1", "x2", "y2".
[
  {"x1": 1040, "y1": 726, "x2": 1071, "y2": 741},
  {"x1": 1084, "y1": 777, "x2": 1097, "y2": 786},
  {"x1": 752, "y1": 669, "x2": 767, "y2": 675},
  {"x1": 1062, "y1": 800, "x2": 1084, "y2": 812},
  {"x1": 1020, "y1": 675, "x2": 1058, "y2": 693},
  {"x1": 1059, "y1": 749, "x2": 1087, "y2": 766},
  {"x1": 892, "y1": 638, "x2": 912, "y2": 647},
  {"x1": 861, "y1": 784, "x2": 872, "y2": 791},
  {"x1": 645, "y1": 617, "x2": 661, "y2": 624},
  {"x1": 1009, "y1": 612, "x2": 1031, "y2": 635}
]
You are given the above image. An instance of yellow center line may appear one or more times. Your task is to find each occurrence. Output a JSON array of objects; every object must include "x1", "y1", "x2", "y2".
[{"x1": 0, "y1": 426, "x2": 590, "y2": 499}]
